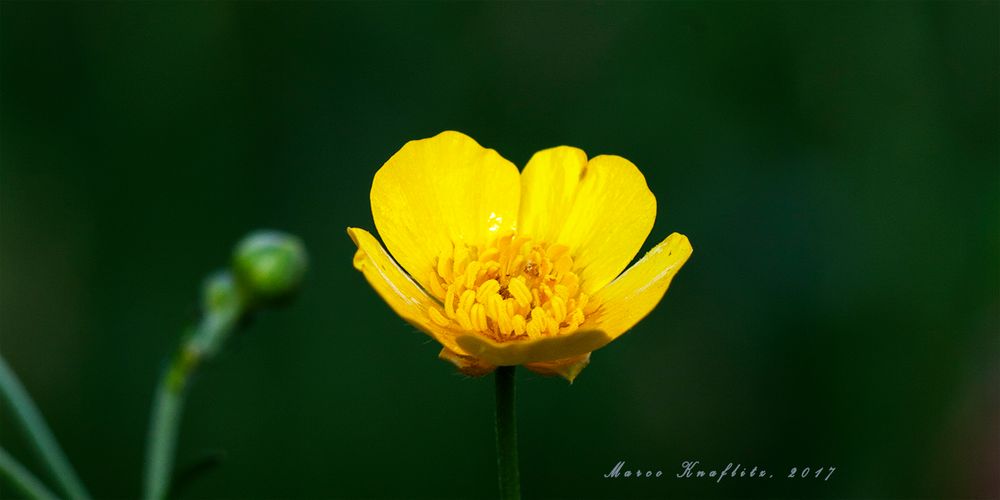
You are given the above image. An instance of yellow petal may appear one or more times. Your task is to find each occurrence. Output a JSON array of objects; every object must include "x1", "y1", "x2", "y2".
[
  {"x1": 455, "y1": 329, "x2": 611, "y2": 366},
  {"x1": 524, "y1": 353, "x2": 591, "y2": 383},
  {"x1": 588, "y1": 233, "x2": 692, "y2": 339},
  {"x1": 519, "y1": 152, "x2": 656, "y2": 294},
  {"x1": 348, "y1": 227, "x2": 467, "y2": 355},
  {"x1": 438, "y1": 347, "x2": 496, "y2": 377},
  {"x1": 517, "y1": 146, "x2": 589, "y2": 244},
  {"x1": 371, "y1": 131, "x2": 520, "y2": 294}
]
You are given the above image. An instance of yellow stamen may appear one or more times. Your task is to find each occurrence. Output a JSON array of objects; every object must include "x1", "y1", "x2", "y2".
[
  {"x1": 460, "y1": 290, "x2": 476, "y2": 313},
  {"x1": 464, "y1": 261, "x2": 481, "y2": 289},
  {"x1": 508, "y1": 277, "x2": 532, "y2": 308},
  {"x1": 426, "y1": 272, "x2": 446, "y2": 299},
  {"x1": 455, "y1": 308, "x2": 473, "y2": 330},
  {"x1": 428, "y1": 307, "x2": 451, "y2": 327},
  {"x1": 424, "y1": 234, "x2": 600, "y2": 342},
  {"x1": 437, "y1": 249, "x2": 453, "y2": 282},
  {"x1": 471, "y1": 303, "x2": 486, "y2": 332},
  {"x1": 487, "y1": 294, "x2": 503, "y2": 322},
  {"x1": 550, "y1": 295, "x2": 567, "y2": 323},
  {"x1": 476, "y1": 279, "x2": 500, "y2": 303},
  {"x1": 512, "y1": 314, "x2": 526, "y2": 335},
  {"x1": 444, "y1": 287, "x2": 457, "y2": 318}
]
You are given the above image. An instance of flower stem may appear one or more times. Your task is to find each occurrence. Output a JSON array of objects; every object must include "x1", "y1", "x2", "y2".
[
  {"x1": 0, "y1": 355, "x2": 90, "y2": 500},
  {"x1": 0, "y1": 447, "x2": 59, "y2": 500},
  {"x1": 141, "y1": 230, "x2": 308, "y2": 500},
  {"x1": 143, "y1": 307, "x2": 240, "y2": 500},
  {"x1": 142, "y1": 352, "x2": 192, "y2": 500},
  {"x1": 494, "y1": 366, "x2": 520, "y2": 500}
]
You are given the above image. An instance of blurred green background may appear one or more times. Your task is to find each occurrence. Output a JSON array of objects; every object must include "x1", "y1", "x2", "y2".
[{"x1": 1, "y1": 2, "x2": 997, "y2": 499}]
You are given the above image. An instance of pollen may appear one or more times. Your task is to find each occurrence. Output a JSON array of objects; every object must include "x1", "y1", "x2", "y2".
[{"x1": 424, "y1": 234, "x2": 599, "y2": 342}]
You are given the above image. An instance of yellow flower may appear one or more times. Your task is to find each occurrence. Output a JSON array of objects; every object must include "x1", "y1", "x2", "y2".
[{"x1": 348, "y1": 131, "x2": 692, "y2": 382}]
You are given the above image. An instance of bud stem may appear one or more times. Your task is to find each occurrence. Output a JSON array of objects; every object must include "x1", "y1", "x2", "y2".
[{"x1": 142, "y1": 305, "x2": 241, "y2": 500}]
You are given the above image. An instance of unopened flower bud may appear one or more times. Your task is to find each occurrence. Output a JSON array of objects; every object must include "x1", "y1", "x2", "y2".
[
  {"x1": 232, "y1": 230, "x2": 308, "y2": 306},
  {"x1": 202, "y1": 271, "x2": 241, "y2": 315}
]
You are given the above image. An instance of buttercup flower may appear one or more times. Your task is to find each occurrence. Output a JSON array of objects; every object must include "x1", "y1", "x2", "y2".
[{"x1": 349, "y1": 131, "x2": 692, "y2": 382}]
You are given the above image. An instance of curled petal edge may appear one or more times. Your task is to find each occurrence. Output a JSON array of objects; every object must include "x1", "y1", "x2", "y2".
[{"x1": 455, "y1": 329, "x2": 612, "y2": 367}]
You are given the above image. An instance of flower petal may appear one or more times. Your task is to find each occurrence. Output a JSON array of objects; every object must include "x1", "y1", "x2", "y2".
[
  {"x1": 438, "y1": 347, "x2": 496, "y2": 377},
  {"x1": 519, "y1": 152, "x2": 656, "y2": 294},
  {"x1": 517, "y1": 146, "x2": 589, "y2": 245},
  {"x1": 588, "y1": 232, "x2": 692, "y2": 339},
  {"x1": 371, "y1": 131, "x2": 520, "y2": 294},
  {"x1": 455, "y1": 329, "x2": 611, "y2": 366},
  {"x1": 348, "y1": 227, "x2": 467, "y2": 355},
  {"x1": 524, "y1": 353, "x2": 591, "y2": 383}
]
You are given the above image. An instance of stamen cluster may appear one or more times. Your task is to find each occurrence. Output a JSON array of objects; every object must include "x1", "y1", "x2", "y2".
[{"x1": 424, "y1": 234, "x2": 598, "y2": 342}]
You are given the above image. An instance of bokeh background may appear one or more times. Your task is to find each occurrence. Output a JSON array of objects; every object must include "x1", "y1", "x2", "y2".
[{"x1": 2, "y1": 2, "x2": 997, "y2": 499}]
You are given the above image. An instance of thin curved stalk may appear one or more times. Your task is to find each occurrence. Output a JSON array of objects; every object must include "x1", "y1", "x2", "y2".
[
  {"x1": 0, "y1": 355, "x2": 90, "y2": 500},
  {"x1": 0, "y1": 447, "x2": 59, "y2": 500},
  {"x1": 142, "y1": 309, "x2": 239, "y2": 500},
  {"x1": 142, "y1": 354, "x2": 191, "y2": 500}
]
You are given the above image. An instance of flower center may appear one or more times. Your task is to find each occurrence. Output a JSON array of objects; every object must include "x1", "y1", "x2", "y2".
[{"x1": 423, "y1": 233, "x2": 599, "y2": 342}]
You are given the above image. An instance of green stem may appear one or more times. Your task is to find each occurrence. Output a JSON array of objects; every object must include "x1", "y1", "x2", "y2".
[
  {"x1": 494, "y1": 366, "x2": 520, "y2": 500},
  {"x1": 0, "y1": 355, "x2": 90, "y2": 500},
  {"x1": 0, "y1": 447, "x2": 59, "y2": 500},
  {"x1": 143, "y1": 308, "x2": 239, "y2": 500},
  {"x1": 142, "y1": 354, "x2": 191, "y2": 500}
]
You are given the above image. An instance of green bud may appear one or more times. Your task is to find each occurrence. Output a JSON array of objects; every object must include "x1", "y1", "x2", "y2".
[
  {"x1": 202, "y1": 271, "x2": 241, "y2": 315},
  {"x1": 232, "y1": 230, "x2": 308, "y2": 306}
]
